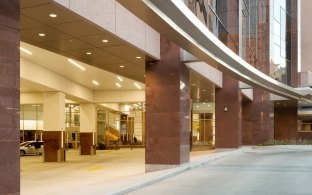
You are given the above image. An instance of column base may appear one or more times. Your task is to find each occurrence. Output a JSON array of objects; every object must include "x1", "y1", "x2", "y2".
[
  {"x1": 43, "y1": 131, "x2": 65, "y2": 162},
  {"x1": 80, "y1": 132, "x2": 96, "y2": 155},
  {"x1": 145, "y1": 164, "x2": 181, "y2": 172}
]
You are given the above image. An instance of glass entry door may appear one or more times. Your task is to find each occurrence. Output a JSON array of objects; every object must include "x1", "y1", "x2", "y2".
[
  {"x1": 191, "y1": 101, "x2": 215, "y2": 150},
  {"x1": 192, "y1": 112, "x2": 214, "y2": 146}
]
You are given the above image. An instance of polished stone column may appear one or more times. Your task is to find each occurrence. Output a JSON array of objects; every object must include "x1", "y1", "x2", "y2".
[
  {"x1": 215, "y1": 75, "x2": 242, "y2": 148},
  {"x1": 215, "y1": 0, "x2": 242, "y2": 148},
  {"x1": 0, "y1": 0, "x2": 20, "y2": 194},
  {"x1": 242, "y1": 89, "x2": 274, "y2": 145},
  {"x1": 145, "y1": 37, "x2": 190, "y2": 172},
  {"x1": 43, "y1": 92, "x2": 66, "y2": 162},
  {"x1": 80, "y1": 103, "x2": 96, "y2": 155},
  {"x1": 274, "y1": 100, "x2": 298, "y2": 140},
  {"x1": 241, "y1": 0, "x2": 274, "y2": 145}
]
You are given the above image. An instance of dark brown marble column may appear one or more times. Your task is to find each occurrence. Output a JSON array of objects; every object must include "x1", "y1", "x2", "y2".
[
  {"x1": 241, "y1": 0, "x2": 273, "y2": 145},
  {"x1": 43, "y1": 131, "x2": 66, "y2": 162},
  {"x1": 242, "y1": 89, "x2": 274, "y2": 145},
  {"x1": 80, "y1": 132, "x2": 96, "y2": 155},
  {"x1": 215, "y1": 75, "x2": 242, "y2": 148},
  {"x1": 215, "y1": 0, "x2": 241, "y2": 148},
  {"x1": 145, "y1": 37, "x2": 190, "y2": 172},
  {"x1": 274, "y1": 100, "x2": 298, "y2": 140},
  {"x1": 0, "y1": 0, "x2": 20, "y2": 194}
]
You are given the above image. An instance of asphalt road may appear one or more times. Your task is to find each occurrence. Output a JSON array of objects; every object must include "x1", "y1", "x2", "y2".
[{"x1": 128, "y1": 146, "x2": 312, "y2": 195}]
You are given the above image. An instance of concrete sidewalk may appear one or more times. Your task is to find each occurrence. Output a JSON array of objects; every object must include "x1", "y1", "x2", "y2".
[{"x1": 21, "y1": 147, "x2": 248, "y2": 195}]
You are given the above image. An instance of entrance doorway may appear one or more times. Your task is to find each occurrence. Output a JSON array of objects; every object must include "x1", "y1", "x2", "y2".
[{"x1": 191, "y1": 102, "x2": 215, "y2": 150}]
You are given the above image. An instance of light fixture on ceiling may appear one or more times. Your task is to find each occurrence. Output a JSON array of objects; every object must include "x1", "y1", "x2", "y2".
[
  {"x1": 117, "y1": 76, "x2": 123, "y2": 82},
  {"x1": 192, "y1": 83, "x2": 196, "y2": 86},
  {"x1": 19, "y1": 47, "x2": 32, "y2": 55},
  {"x1": 102, "y1": 39, "x2": 108, "y2": 43},
  {"x1": 119, "y1": 65, "x2": 125, "y2": 68},
  {"x1": 92, "y1": 80, "x2": 99, "y2": 86},
  {"x1": 202, "y1": 89, "x2": 206, "y2": 92},
  {"x1": 38, "y1": 33, "x2": 46, "y2": 37},
  {"x1": 67, "y1": 59, "x2": 86, "y2": 71},
  {"x1": 134, "y1": 82, "x2": 142, "y2": 89},
  {"x1": 115, "y1": 83, "x2": 121, "y2": 88},
  {"x1": 86, "y1": 52, "x2": 92, "y2": 55},
  {"x1": 136, "y1": 56, "x2": 141, "y2": 59},
  {"x1": 49, "y1": 13, "x2": 57, "y2": 18}
]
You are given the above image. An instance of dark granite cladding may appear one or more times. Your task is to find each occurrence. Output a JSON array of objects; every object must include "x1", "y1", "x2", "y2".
[
  {"x1": 43, "y1": 131, "x2": 65, "y2": 162},
  {"x1": 242, "y1": 0, "x2": 274, "y2": 145},
  {"x1": 80, "y1": 132, "x2": 95, "y2": 155},
  {"x1": 274, "y1": 101, "x2": 298, "y2": 140},
  {"x1": 242, "y1": 89, "x2": 274, "y2": 145},
  {"x1": 0, "y1": 0, "x2": 20, "y2": 194},
  {"x1": 215, "y1": 75, "x2": 242, "y2": 148},
  {"x1": 215, "y1": 0, "x2": 241, "y2": 148},
  {"x1": 145, "y1": 36, "x2": 190, "y2": 165}
]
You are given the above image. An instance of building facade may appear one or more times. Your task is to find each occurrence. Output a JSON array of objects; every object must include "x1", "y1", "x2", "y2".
[{"x1": 1, "y1": 0, "x2": 312, "y2": 194}]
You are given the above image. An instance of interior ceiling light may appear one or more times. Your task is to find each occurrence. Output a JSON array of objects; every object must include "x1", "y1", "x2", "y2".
[
  {"x1": 38, "y1": 33, "x2": 45, "y2": 37},
  {"x1": 136, "y1": 56, "x2": 141, "y2": 59},
  {"x1": 86, "y1": 52, "x2": 92, "y2": 55},
  {"x1": 117, "y1": 76, "x2": 123, "y2": 82},
  {"x1": 67, "y1": 59, "x2": 86, "y2": 71},
  {"x1": 119, "y1": 65, "x2": 125, "y2": 68},
  {"x1": 202, "y1": 89, "x2": 206, "y2": 92},
  {"x1": 134, "y1": 82, "x2": 142, "y2": 89},
  {"x1": 92, "y1": 80, "x2": 99, "y2": 86},
  {"x1": 192, "y1": 83, "x2": 196, "y2": 86},
  {"x1": 115, "y1": 83, "x2": 121, "y2": 88},
  {"x1": 19, "y1": 47, "x2": 32, "y2": 55},
  {"x1": 49, "y1": 13, "x2": 57, "y2": 18},
  {"x1": 102, "y1": 39, "x2": 108, "y2": 43}
]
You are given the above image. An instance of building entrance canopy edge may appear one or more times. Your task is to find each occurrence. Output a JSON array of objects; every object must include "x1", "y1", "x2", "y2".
[{"x1": 139, "y1": 0, "x2": 312, "y2": 103}]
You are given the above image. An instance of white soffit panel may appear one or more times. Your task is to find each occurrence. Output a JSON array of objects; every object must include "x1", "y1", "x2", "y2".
[{"x1": 186, "y1": 62, "x2": 222, "y2": 88}]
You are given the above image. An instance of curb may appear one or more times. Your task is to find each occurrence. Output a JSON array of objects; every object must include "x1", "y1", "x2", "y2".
[{"x1": 108, "y1": 147, "x2": 251, "y2": 195}]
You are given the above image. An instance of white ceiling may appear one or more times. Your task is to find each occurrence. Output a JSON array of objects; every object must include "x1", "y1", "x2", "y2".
[{"x1": 20, "y1": 41, "x2": 145, "y2": 92}]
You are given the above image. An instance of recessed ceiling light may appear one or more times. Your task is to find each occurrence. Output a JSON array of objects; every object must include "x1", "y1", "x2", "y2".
[
  {"x1": 38, "y1": 33, "x2": 45, "y2": 37},
  {"x1": 202, "y1": 89, "x2": 206, "y2": 92},
  {"x1": 115, "y1": 83, "x2": 121, "y2": 88},
  {"x1": 136, "y1": 56, "x2": 141, "y2": 59},
  {"x1": 117, "y1": 76, "x2": 123, "y2": 82},
  {"x1": 102, "y1": 39, "x2": 108, "y2": 43},
  {"x1": 19, "y1": 47, "x2": 32, "y2": 55},
  {"x1": 119, "y1": 65, "x2": 125, "y2": 68},
  {"x1": 67, "y1": 59, "x2": 86, "y2": 71},
  {"x1": 49, "y1": 13, "x2": 57, "y2": 18},
  {"x1": 92, "y1": 80, "x2": 99, "y2": 86},
  {"x1": 134, "y1": 82, "x2": 142, "y2": 89},
  {"x1": 192, "y1": 83, "x2": 196, "y2": 86},
  {"x1": 86, "y1": 52, "x2": 92, "y2": 55}
]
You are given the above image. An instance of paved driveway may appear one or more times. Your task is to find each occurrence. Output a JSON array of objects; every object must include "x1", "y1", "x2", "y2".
[{"x1": 128, "y1": 146, "x2": 312, "y2": 195}]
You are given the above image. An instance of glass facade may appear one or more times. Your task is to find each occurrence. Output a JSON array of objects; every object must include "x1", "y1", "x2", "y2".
[
  {"x1": 20, "y1": 104, "x2": 43, "y2": 142},
  {"x1": 241, "y1": 0, "x2": 258, "y2": 66},
  {"x1": 270, "y1": 0, "x2": 293, "y2": 85},
  {"x1": 184, "y1": 0, "x2": 238, "y2": 53}
]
